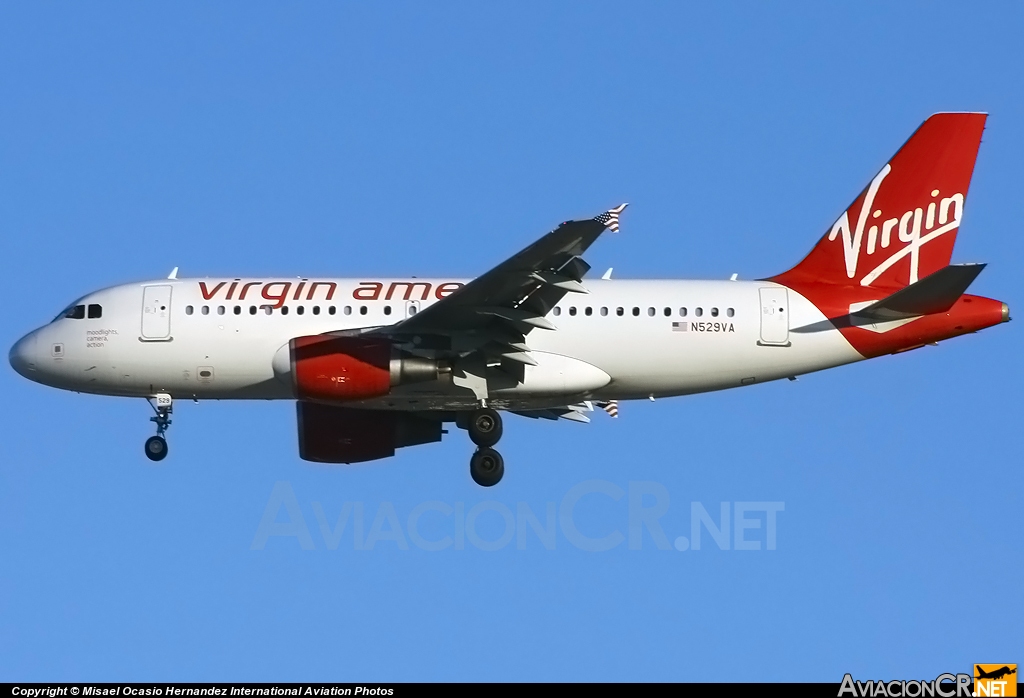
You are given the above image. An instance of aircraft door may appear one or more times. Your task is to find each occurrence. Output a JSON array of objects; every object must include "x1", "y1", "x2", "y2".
[
  {"x1": 405, "y1": 300, "x2": 421, "y2": 319},
  {"x1": 141, "y1": 285, "x2": 173, "y2": 340},
  {"x1": 758, "y1": 287, "x2": 789, "y2": 346}
]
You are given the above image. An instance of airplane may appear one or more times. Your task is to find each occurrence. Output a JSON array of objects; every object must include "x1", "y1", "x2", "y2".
[
  {"x1": 8, "y1": 112, "x2": 1009, "y2": 486},
  {"x1": 976, "y1": 666, "x2": 1016, "y2": 681}
]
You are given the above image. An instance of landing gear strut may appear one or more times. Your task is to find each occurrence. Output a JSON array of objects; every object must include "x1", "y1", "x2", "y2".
[
  {"x1": 465, "y1": 408, "x2": 504, "y2": 486},
  {"x1": 145, "y1": 393, "x2": 173, "y2": 462}
]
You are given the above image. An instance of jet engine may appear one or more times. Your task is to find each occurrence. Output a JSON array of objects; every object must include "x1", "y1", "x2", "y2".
[{"x1": 273, "y1": 335, "x2": 439, "y2": 401}]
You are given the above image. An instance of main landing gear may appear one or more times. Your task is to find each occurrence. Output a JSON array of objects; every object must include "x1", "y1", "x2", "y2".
[
  {"x1": 466, "y1": 408, "x2": 504, "y2": 487},
  {"x1": 145, "y1": 393, "x2": 173, "y2": 462}
]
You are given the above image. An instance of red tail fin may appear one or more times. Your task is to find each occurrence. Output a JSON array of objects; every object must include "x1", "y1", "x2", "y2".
[{"x1": 773, "y1": 113, "x2": 986, "y2": 290}]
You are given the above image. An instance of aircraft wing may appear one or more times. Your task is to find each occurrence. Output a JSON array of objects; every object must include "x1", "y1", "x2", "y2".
[{"x1": 367, "y1": 204, "x2": 627, "y2": 367}]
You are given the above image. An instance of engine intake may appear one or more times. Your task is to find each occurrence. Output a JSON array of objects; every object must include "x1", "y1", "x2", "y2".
[{"x1": 274, "y1": 335, "x2": 439, "y2": 402}]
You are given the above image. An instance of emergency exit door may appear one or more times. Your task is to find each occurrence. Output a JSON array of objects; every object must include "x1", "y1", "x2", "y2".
[
  {"x1": 141, "y1": 285, "x2": 172, "y2": 340},
  {"x1": 758, "y1": 287, "x2": 789, "y2": 346}
]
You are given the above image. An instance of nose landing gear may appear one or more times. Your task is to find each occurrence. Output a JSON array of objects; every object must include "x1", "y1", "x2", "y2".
[
  {"x1": 464, "y1": 408, "x2": 505, "y2": 486},
  {"x1": 145, "y1": 393, "x2": 173, "y2": 462},
  {"x1": 145, "y1": 435, "x2": 168, "y2": 461}
]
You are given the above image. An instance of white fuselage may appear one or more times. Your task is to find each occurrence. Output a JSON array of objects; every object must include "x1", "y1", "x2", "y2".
[{"x1": 10, "y1": 277, "x2": 863, "y2": 410}]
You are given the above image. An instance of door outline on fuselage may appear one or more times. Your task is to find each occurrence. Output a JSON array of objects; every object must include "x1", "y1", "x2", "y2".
[
  {"x1": 140, "y1": 285, "x2": 173, "y2": 341},
  {"x1": 757, "y1": 287, "x2": 790, "y2": 347}
]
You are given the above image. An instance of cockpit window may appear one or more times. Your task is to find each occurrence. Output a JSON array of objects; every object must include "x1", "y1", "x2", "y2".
[
  {"x1": 52, "y1": 302, "x2": 88, "y2": 322},
  {"x1": 52, "y1": 298, "x2": 103, "y2": 322}
]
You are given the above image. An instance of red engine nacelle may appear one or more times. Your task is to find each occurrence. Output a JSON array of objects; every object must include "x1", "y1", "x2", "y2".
[{"x1": 276, "y1": 335, "x2": 439, "y2": 402}]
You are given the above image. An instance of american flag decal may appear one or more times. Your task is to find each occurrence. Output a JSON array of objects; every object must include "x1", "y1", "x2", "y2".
[
  {"x1": 597, "y1": 400, "x2": 619, "y2": 418},
  {"x1": 672, "y1": 322, "x2": 688, "y2": 332},
  {"x1": 594, "y1": 203, "x2": 628, "y2": 233}
]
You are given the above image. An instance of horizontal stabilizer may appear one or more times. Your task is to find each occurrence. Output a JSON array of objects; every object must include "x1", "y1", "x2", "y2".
[{"x1": 854, "y1": 263, "x2": 986, "y2": 321}]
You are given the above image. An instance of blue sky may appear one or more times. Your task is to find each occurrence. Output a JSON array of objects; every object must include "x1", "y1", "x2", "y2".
[{"x1": 1, "y1": 2, "x2": 1021, "y2": 682}]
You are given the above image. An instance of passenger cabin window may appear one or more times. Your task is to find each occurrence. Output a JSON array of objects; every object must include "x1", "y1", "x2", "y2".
[
  {"x1": 695, "y1": 307, "x2": 703, "y2": 317},
  {"x1": 569, "y1": 307, "x2": 577, "y2": 316},
  {"x1": 234, "y1": 306, "x2": 241, "y2": 315},
  {"x1": 727, "y1": 308, "x2": 735, "y2": 317},
  {"x1": 185, "y1": 305, "x2": 194, "y2": 316},
  {"x1": 663, "y1": 307, "x2": 671, "y2": 316},
  {"x1": 632, "y1": 307, "x2": 640, "y2": 316},
  {"x1": 600, "y1": 307, "x2": 608, "y2": 316},
  {"x1": 679, "y1": 307, "x2": 687, "y2": 317},
  {"x1": 647, "y1": 307, "x2": 655, "y2": 316},
  {"x1": 585, "y1": 307, "x2": 593, "y2": 316},
  {"x1": 616, "y1": 307, "x2": 624, "y2": 316}
]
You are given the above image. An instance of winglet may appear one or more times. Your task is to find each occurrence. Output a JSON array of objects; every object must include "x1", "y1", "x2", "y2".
[
  {"x1": 167, "y1": 267, "x2": 179, "y2": 280},
  {"x1": 601, "y1": 267, "x2": 613, "y2": 280},
  {"x1": 594, "y1": 203, "x2": 628, "y2": 233}
]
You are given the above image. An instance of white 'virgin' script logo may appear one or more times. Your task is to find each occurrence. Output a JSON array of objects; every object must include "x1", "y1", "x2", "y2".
[{"x1": 828, "y1": 164, "x2": 964, "y2": 286}]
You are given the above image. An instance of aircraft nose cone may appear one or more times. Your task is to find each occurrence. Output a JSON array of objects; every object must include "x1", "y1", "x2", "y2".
[{"x1": 9, "y1": 332, "x2": 38, "y2": 378}]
